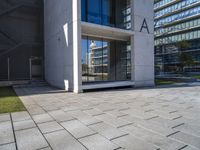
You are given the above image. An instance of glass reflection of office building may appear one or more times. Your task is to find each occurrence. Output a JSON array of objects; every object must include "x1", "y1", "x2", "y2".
[
  {"x1": 81, "y1": 0, "x2": 131, "y2": 83},
  {"x1": 154, "y1": 0, "x2": 200, "y2": 75}
]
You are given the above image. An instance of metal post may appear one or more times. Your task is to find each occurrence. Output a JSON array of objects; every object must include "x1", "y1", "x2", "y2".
[
  {"x1": 29, "y1": 58, "x2": 32, "y2": 81},
  {"x1": 7, "y1": 57, "x2": 10, "y2": 81}
]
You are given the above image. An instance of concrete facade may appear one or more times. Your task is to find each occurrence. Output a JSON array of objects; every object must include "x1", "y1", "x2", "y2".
[{"x1": 44, "y1": 0, "x2": 155, "y2": 92}]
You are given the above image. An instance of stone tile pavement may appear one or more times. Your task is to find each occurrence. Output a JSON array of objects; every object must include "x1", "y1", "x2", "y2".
[{"x1": 1, "y1": 85, "x2": 200, "y2": 150}]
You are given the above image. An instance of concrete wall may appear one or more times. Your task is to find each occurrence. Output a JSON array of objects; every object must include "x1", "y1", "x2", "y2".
[
  {"x1": 44, "y1": 0, "x2": 72, "y2": 90},
  {"x1": 132, "y1": 0, "x2": 155, "y2": 87}
]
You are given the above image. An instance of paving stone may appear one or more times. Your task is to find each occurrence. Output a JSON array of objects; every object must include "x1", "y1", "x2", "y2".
[
  {"x1": 11, "y1": 111, "x2": 31, "y2": 122},
  {"x1": 48, "y1": 110, "x2": 75, "y2": 122},
  {"x1": 44, "y1": 130, "x2": 86, "y2": 150},
  {"x1": 12, "y1": 86, "x2": 200, "y2": 150},
  {"x1": 61, "y1": 120, "x2": 96, "y2": 139},
  {"x1": 120, "y1": 124, "x2": 186, "y2": 150},
  {"x1": 32, "y1": 113, "x2": 54, "y2": 124},
  {"x1": 106, "y1": 110, "x2": 128, "y2": 118},
  {"x1": 182, "y1": 146, "x2": 200, "y2": 150},
  {"x1": 95, "y1": 103, "x2": 116, "y2": 112},
  {"x1": 174, "y1": 123, "x2": 200, "y2": 137},
  {"x1": 38, "y1": 121, "x2": 63, "y2": 134},
  {"x1": 89, "y1": 122, "x2": 128, "y2": 140},
  {"x1": 68, "y1": 110, "x2": 102, "y2": 126},
  {"x1": 83, "y1": 108, "x2": 104, "y2": 116},
  {"x1": 79, "y1": 134, "x2": 120, "y2": 150},
  {"x1": 15, "y1": 128, "x2": 48, "y2": 150},
  {"x1": 0, "y1": 114, "x2": 10, "y2": 122},
  {"x1": 40, "y1": 147, "x2": 52, "y2": 150},
  {"x1": 0, "y1": 143, "x2": 16, "y2": 150},
  {"x1": 95, "y1": 114, "x2": 132, "y2": 128},
  {"x1": 0, "y1": 121, "x2": 14, "y2": 145},
  {"x1": 169, "y1": 131, "x2": 200, "y2": 149},
  {"x1": 112, "y1": 134, "x2": 159, "y2": 150},
  {"x1": 13, "y1": 119, "x2": 36, "y2": 131},
  {"x1": 26, "y1": 104, "x2": 46, "y2": 115},
  {"x1": 121, "y1": 109, "x2": 159, "y2": 120},
  {"x1": 42, "y1": 105, "x2": 59, "y2": 111}
]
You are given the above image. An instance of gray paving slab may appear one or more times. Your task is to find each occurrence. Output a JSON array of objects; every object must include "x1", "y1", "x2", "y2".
[
  {"x1": 120, "y1": 124, "x2": 186, "y2": 150},
  {"x1": 83, "y1": 108, "x2": 104, "y2": 116},
  {"x1": 0, "y1": 114, "x2": 10, "y2": 122},
  {"x1": 11, "y1": 85, "x2": 200, "y2": 150},
  {"x1": 32, "y1": 113, "x2": 54, "y2": 124},
  {"x1": 79, "y1": 134, "x2": 120, "y2": 150},
  {"x1": 61, "y1": 120, "x2": 97, "y2": 139},
  {"x1": 182, "y1": 146, "x2": 200, "y2": 150},
  {"x1": 44, "y1": 130, "x2": 87, "y2": 150},
  {"x1": 68, "y1": 110, "x2": 102, "y2": 126},
  {"x1": 89, "y1": 122, "x2": 128, "y2": 140},
  {"x1": 169, "y1": 131, "x2": 200, "y2": 149},
  {"x1": 40, "y1": 147, "x2": 52, "y2": 150},
  {"x1": 174, "y1": 123, "x2": 200, "y2": 137},
  {"x1": 95, "y1": 114, "x2": 133, "y2": 128},
  {"x1": 26, "y1": 104, "x2": 46, "y2": 115},
  {"x1": 0, "y1": 121, "x2": 14, "y2": 145},
  {"x1": 112, "y1": 134, "x2": 159, "y2": 150},
  {"x1": 13, "y1": 119, "x2": 36, "y2": 131},
  {"x1": 11, "y1": 111, "x2": 31, "y2": 122},
  {"x1": 15, "y1": 127, "x2": 48, "y2": 150},
  {"x1": 0, "y1": 143, "x2": 16, "y2": 150},
  {"x1": 48, "y1": 110, "x2": 75, "y2": 122},
  {"x1": 38, "y1": 121, "x2": 63, "y2": 134}
]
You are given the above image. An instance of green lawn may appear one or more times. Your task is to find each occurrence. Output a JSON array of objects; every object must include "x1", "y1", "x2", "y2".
[
  {"x1": 0, "y1": 87, "x2": 26, "y2": 114},
  {"x1": 155, "y1": 79, "x2": 177, "y2": 86}
]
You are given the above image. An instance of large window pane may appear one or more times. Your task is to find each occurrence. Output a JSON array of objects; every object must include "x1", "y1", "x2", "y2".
[
  {"x1": 82, "y1": 36, "x2": 131, "y2": 83},
  {"x1": 81, "y1": 0, "x2": 131, "y2": 30},
  {"x1": 102, "y1": 0, "x2": 114, "y2": 27},
  {"x1": 81, "y1": 37, "x2": 88, "y2": 82},
  {"x1": 87, "y1": 0, "x2": 102, "y2": 24},
  {"x1": 81, "y1": 0, "x2": 86, "y2": 21}
]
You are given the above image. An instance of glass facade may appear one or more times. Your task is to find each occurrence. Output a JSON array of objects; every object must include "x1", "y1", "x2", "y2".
[
  {"x1": 81, "y1": 0, "x2": 131, "y2": 30},
  {"x1": 82, "y1": 36, "x2": 131, "y2": 82},
  {"x1": 155, "y1": 6, "x2": 200, "y2": 27},
  {"x1": 155, "y1": 0, "x2": 200, "y2": 18},
  {"x1": 154, "y1": 0, "x2": 200, "y2": 75}
]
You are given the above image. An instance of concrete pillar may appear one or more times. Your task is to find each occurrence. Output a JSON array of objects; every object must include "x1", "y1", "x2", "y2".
[
  {"x1": 132, "y1": 0, "x2": 155, "y2": 87},
  {"x1": 72, "y1": 0, "x2": 82, "y2": 93}
]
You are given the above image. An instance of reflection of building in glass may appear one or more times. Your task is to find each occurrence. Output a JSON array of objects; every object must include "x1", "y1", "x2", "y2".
[
  {"x1": 82, "y1": 37, "x2": 131, "y2": 83},
  {"x1": 88, "y1": 45, "x2": 108, "y2": 81},
  {"x1": 154, "y1": 0, "x2": 200, "y2": 75}
]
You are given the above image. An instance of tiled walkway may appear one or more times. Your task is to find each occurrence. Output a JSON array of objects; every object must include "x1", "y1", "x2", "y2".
[{"x1": 1, "y1": 85, "x2": 200, "y2": 150}]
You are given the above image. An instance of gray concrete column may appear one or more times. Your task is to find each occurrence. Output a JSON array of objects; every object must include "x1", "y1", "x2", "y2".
[
  {"x1": 72, "y1": 0, "x2": 82, "y2": 93},
  {"x1": 132, "y1": 0, "x2": 155, "y2": 87}
]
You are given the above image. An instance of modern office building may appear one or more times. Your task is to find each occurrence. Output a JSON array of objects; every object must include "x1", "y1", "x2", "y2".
[
  {"x1": 44, "y1": 0, "x2": 154, "y2": 93},
  {"x1": 154, "y1": 0, "x2": 200, "y2": 75},
  {"x1": 0, "y1": 0, "x2": 154, "y2": 93}
]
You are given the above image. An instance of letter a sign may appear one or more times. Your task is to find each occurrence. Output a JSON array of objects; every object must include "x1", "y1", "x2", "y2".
[{"x1": 140, "y1": 18, "x2": 150, "y2": 34}]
